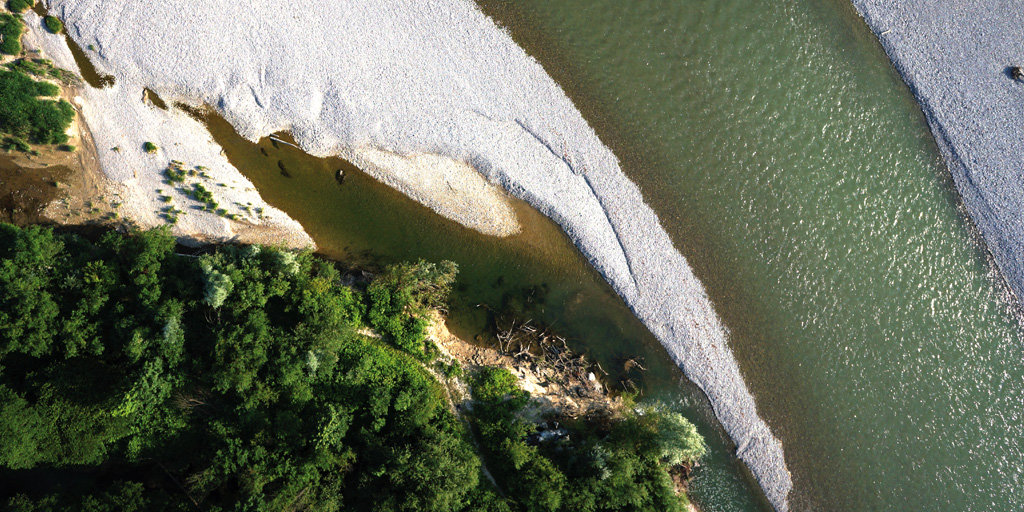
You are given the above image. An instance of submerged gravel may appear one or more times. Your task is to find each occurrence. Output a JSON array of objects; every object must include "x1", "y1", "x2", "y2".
[{"x1": 50, "y1": 0, "x2": 794, "y2": 508}]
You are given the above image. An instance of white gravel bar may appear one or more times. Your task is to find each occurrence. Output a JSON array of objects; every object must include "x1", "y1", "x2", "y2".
[
  {"x1": 22, "y1": 10, "x2": 314, "y2": 249},
  {"x1": 47, "y1": 0, "x2": 793, "y2": 508},
  {"x1": 850, "y1": 1, "x2": 1024, "y2": 305}
]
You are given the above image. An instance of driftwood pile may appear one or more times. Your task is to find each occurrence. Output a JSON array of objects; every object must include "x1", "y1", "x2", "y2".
[
  {"x1": 492, "y1": 313, "x2": 603, "y2": 397},
  {"x1": 488, "y1": 310, "x2": 650, "y2": 402}
]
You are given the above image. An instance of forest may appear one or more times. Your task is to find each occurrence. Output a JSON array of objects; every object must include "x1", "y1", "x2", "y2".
[{"x1": 0, "y1": 225, "x2": 705, "y2": 511}]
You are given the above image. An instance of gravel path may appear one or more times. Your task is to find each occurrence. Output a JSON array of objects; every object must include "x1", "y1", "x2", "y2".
[
  {"x1": 48, "y1": 0, "x2": 793, "y2": 508},
  {"x1": 850, "y1": 1, "x2": 1024, "y2": 305}
]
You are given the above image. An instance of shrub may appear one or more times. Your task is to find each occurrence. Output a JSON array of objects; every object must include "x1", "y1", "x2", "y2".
[
  {"x1": 201, "y1": 262, "x2": 233, "y2": 308},
  {"x1": 0, "y1": 13, "x2": 24, "y2": 55},
  {"x1": 2, "y1": 136, "x2": 29, "y2": 152},
  {"x1": 58, "y1": 144, "x2": 75, "y2": 152},
  {"x1": 43, "y1": 15, "x2": 62, "y2": 34},
  {"x1": 6, "y1": 0, "x2": 34, "y2": 14},
  {"x1": 472, "y1": 367, "x2": 525, "y2": 403},
  {"x1": 190, "y1": 182, "x2": 213, "y2": 204},
  {"x1": 641, "y1": 406, "x2": 708, "y2": 466},
  {"x1": 162, "y1": 165, "x2": 185, "y2": 183},
  {"x1": 142, "y1": 141, "x2": 158, "y2": 153},
  {"x1": 0, "y1": 70, "x2": 74, "y2": 144},
  {"x1": 366, "y1": 260, "x2": 458, "y2": 358},
  {"x1": 440, "y1": 359, "x2": 462, "y2": 378}
]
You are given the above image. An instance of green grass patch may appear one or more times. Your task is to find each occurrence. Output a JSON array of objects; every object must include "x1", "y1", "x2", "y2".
[
  {"x1": 6, "y1": 0, "x2": 33, "y2": 13},
  {"x1": 4, "y1": 58, "x2": 45, "y2": 76},
  {"x1": 43, "y1": 15, "x2": 62, "y2": 34},
  {"x1": 0, "y1": 70, "x2": 74, "y2": 144},
  {"x1": 190, "y1": 182, "x2": 214, "y2": 204},
  {"x1": 0, "y1": 13, "x2": 24, "y2": 56},
  {"x1": 143, "y1": 141, "x2": 158, "y2": 153},
  {"x1": 6, "y1": 58, "x2": 78, "y2": 85},
  {"x1": 163, "y1": 165, "x2": 185, "y2": 183}
]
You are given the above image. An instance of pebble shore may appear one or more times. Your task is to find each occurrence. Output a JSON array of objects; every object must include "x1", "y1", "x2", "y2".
[
  {"x1": 22, "y1": 10, "x2": 314, "y2": 249},
  {"x1": 850, "y1": 1, "x2": 1024, "y2": 305}
]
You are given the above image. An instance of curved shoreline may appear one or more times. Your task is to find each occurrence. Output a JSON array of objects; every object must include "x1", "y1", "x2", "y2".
[
  {"x1": 47, "y1": 0, "x2": 792, "y2": 508},
  {"x1": 849, "y1": 1, "x2": 1024, "y2": 307}
]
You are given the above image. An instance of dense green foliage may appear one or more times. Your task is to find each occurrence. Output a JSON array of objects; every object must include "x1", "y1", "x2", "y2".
[
  {"x1": 6, "y1": 0, "x2": 33, "y2": 14},
  {"x1": 366, "y1": 260, "x2": 457, "y2": 359},
  {"x1": 0, "y1": 13, "x2": 23, "y2": 55},
  {"x1": 42, "y1": 15, "x2": 61, "y2": 34},
  {"x1": 0, "y1": 226, "x2": 483, "y2": 511},
  {"x1": 0, "y1": 69, "x2": 73, "y2": 144},
  {"x1": 0, "y1": 225, "x2": 705, "y2": 511},
  {"x1": 468, "y1": 373, "x2": 704, "y2": 512},
  {"x1": 472, "y1": 367, "x2": 527, "y2": 404}
]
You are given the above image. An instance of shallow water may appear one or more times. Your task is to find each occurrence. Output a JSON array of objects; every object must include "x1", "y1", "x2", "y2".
[{"x1": 478, "y1": 0, "x2": 1024, "y2": 510}]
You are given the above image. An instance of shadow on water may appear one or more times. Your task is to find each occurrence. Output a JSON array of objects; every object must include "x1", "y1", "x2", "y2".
[{"x1": 175, "y1": 103, "x2": 772, "y2": 511}]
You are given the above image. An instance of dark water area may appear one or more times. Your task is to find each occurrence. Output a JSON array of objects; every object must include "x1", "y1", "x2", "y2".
[
  {"x1": 478, "y1": 1, "x2": 1024, "y2": 510},
  {"x1": 178, "y1": 104, "x2": 773, "y2": 511}
]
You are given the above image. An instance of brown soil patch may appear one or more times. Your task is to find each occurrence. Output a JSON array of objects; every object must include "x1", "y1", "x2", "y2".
[{"x1": 0, "y1": 73, "x2": 119, "y2": 228}]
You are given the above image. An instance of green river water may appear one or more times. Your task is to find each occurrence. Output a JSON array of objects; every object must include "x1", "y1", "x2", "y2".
[{"x1": 183, "y1": 0, "x2": 1024, "y2": 510}]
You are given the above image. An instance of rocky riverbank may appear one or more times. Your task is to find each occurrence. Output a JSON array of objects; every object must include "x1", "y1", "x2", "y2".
[{"x1": 425, "y1": 312, "x2": 702, "y2": 510}]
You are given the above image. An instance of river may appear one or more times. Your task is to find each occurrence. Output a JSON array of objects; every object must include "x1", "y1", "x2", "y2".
[{"x1": 476, "y1": 0, "x2": 1024, "y2": 510}]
